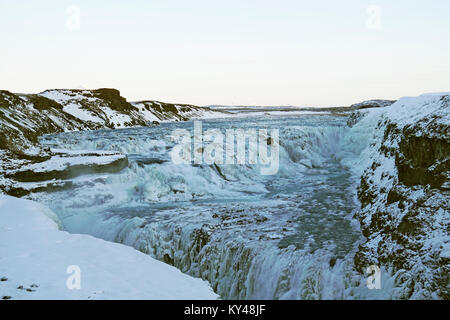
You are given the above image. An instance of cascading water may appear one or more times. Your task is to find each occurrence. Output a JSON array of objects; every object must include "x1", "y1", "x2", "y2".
[{"x1": 29, "y1": 115, "x2": 403, "y2": 299}]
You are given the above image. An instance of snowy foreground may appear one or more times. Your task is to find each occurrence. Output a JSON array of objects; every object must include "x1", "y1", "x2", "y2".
[{"x1": 0, "y1": 195, "x2": 218, "y2": 300}]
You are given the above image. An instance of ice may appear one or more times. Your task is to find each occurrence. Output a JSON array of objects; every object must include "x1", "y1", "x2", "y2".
[{"x1": 24, "y1": 114, "x2": 410, "y2": 299}]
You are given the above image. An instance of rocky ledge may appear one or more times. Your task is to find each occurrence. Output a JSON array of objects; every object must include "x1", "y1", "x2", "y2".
[{"x1": 1, "y1": 149, "x2": 128, "y2": 197}]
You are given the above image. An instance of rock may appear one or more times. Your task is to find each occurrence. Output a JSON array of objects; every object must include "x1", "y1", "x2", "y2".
[
  {"x1": 347, "y1": 111, "x2": 365, "y2": 127},
  {"x1": 350, "y1": 99, "x2": 396, "y2": 110}
]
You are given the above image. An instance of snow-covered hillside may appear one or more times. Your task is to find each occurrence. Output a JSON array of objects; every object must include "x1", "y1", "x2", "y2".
[
  {"x1": 132, "y1": 100, "x2": 220, "y2": 122},
  {"x1": 0, "y1": 88, "x2": 223, "y2": 159},
  {"x1": 346, "y1": 93, "x2": 449, "y2": 299},
  {"x1": 0, "y1": 195, "x2": 218, "y2": 300},
  {"x1": 0, "y1": 88, "x2": 224, "y2": 194}
]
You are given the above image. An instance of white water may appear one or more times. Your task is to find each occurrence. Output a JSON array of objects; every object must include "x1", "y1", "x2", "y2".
[{"x1": 30, "y1": 114, "x2": 405, "y2": 299}]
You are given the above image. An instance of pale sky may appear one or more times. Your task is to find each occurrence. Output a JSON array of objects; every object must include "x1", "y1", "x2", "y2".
[{"x1": 1, "y1": 0, "x2": 449, "y2": 106}]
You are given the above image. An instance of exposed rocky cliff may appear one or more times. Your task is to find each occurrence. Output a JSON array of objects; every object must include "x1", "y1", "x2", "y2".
[{"x1": 350, "y1": 93, "x2": 449, "y2": 299}]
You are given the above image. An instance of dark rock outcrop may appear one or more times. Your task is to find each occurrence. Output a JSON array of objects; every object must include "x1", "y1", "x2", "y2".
[{"x1": 350, "y1": 99, "x2": 396, "y2": 110}]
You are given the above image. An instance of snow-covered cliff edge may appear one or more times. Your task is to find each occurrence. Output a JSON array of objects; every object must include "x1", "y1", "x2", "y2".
[{"x1": 348, "y1": 93, "x2": 449, "y2": 299}]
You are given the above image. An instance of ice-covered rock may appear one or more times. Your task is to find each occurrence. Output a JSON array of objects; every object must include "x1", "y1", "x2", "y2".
[
  {"x1": 1, "y1": 148, "x2": 130, "y2": 196},
  {"x1": 8, "y1": 151, "x2": 128, "y2": 182}
]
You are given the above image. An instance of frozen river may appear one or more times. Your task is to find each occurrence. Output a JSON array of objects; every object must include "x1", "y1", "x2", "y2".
[{"x1": 30, "y1": 114, "x2": 398, "y2": 299}]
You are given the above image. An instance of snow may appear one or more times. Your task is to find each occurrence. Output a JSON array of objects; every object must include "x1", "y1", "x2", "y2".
[
  {"x1": 131, "y1": 102, "x2": 161, "y2": 122},
  {"x1": 14, "y1": 154, "x2": 126, "y2": 173},
  {"x1": 340, "y1": 92, "x2": 450, "y2": 299},
  {"x1": 131, "y1": 101, "x2": 227, "y2": 123},
  {"x1": 100, "y1": 106, "x2": 132, "y2": 127},
  {"x1": 0, "y1": 195, "x2": 218, "y2": 300},
  {"x1": 63, "y1": 103, "x2": 104, "y2": 123},
  {"x1": 39, "y1": 90, "x2": 134, "y2": 127},
  {"x1": 39, "y1": 90, "x2": 82, "y2": 102},
  {"x1": 39, "y1": 90, "x2": 105, "y2": 123},
  {"x1": 344, "y1": 92, "x2": 450, "y2": 180},
  {"x1": 384, "y1": 93, "x2": 450, "y2": 127}
]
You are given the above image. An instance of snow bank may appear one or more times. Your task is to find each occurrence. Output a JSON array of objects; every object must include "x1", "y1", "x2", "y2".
[
  {"x1": 16, "y1": 154, "x2": 126, "y2": 174},
  {"x1": 0, "y1": 195, "x2": 218, "y2": 300}
]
